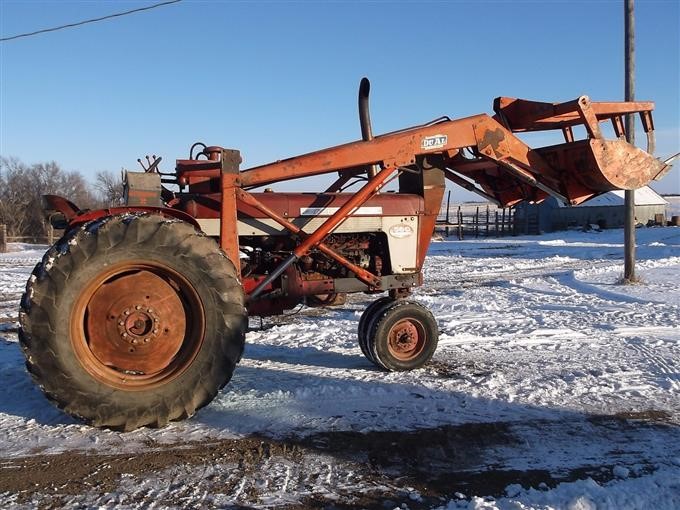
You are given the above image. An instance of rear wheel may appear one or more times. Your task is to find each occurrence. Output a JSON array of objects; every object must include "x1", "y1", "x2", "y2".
[
  {"x1": 19, "y1": 214, "x2": 246, "y2": 430},
  {"x1": 365, "y1": 300, "x2": 438, "y2": 371}
]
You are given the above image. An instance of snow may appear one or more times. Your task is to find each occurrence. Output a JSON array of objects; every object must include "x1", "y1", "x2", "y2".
[
  {"x1": 436, "y1": 465, "x2": 680, "y2": 510},
  {"x1": 1, "y1": 227, "x2": 679, "y2": 508}
]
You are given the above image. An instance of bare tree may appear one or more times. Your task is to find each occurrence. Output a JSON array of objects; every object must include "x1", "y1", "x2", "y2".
[
  {"x1": 0, "y1": 157, "x2": 96, "y2": 240},
  {"x1": 0, "y1": 157, "x2": 34, "y2": 237},
  {"x1": 94, "y1": 170, "x2": 125, "y2": 206}
]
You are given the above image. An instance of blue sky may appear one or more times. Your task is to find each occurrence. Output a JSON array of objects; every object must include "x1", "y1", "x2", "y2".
[{"x1": 1, "y1": 0, "x2": 678, "y2": 198}]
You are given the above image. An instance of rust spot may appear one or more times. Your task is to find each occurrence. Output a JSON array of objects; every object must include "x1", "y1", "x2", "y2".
[{"x1": 478, "y1": 127, "x2": 506, "y2": 155}]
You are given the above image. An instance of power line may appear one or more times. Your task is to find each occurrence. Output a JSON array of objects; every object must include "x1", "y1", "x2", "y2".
[{"x1": 0, "y1": 0, "x2": 183, "y2": 42}]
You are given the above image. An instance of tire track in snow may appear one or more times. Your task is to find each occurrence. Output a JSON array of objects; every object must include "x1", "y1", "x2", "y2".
[
  {"x1": 417, "y1": 254, "x2": 680, "y2": 424},
  {"x1": 0, "y1": 258, "x2": 41, "y2": 267},
  {"x1": 0, "y1": 259, "x2": 34, "y2": 322},
  {"x1": 423, "y1": 258, "x2": 616, "y2": 290},
  {"x1": 625, "y1": 338, "x2": 680, "y2": 391}
]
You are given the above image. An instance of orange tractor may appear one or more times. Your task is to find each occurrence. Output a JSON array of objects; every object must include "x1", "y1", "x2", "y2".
[{"x1": 20, "y1": 79, "x2": 670, "y2": 430}]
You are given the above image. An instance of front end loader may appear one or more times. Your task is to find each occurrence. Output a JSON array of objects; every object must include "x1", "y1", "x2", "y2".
[{"x1": 20, "y1": 79, "x2": 671, "y2": 430}]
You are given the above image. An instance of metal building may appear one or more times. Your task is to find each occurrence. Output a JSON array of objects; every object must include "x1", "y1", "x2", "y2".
[{"x1": 516, "y1": 186, "x2": 668, "y2": 233}]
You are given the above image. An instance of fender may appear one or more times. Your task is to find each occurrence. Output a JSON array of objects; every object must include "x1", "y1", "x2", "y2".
[{"x1": 42, "y1": 194, "x2": 202, "y2": 232}]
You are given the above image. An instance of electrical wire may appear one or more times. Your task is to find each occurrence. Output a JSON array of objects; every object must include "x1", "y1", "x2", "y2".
[{"x1": 0, "y1": 0, "x2": 182, "y2": 42}]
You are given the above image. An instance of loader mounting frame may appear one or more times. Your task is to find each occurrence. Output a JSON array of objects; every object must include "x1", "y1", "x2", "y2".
[{"x1": 47, "y1": 84, "x2": 668, "y2": 318}]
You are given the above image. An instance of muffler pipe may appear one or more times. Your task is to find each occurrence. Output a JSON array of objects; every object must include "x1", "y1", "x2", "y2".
[
  {"x1": 359, "y1": 77, "x2": 380, "y2": 179},
  {"x1": 359, "y1": 77, "x2": 373, "y2": 141}
]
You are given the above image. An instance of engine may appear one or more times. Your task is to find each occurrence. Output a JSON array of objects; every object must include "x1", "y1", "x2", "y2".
[{"x1": 240, "y1": 232, "x2": 389, "y2": 282}]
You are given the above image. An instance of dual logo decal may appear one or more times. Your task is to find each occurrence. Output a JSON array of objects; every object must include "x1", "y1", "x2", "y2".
[{"x1": 421, "y1": 134, "x2": 448, "y2": 151}]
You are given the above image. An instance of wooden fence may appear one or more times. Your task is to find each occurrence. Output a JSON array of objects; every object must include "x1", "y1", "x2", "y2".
[
  {"x1": 0, "y1": 225, "x2": 55, "y2": 253},
  {"x1": 436, "y1": 192, "x2": 517, "y2": 239}
]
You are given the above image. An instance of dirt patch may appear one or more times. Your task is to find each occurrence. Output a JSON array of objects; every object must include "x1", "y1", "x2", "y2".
[
  {"x1": 613, "y1": 409, "x2": 673, "y2": 422},
  {"x1": 0, "y1": 437, "x2": 293, "y2": 495},
  {"x1": 1, "y1": 419, "x2": 668, "y2": 508},
  {"x1": 0, "y1": 423, "x2": 528, "y2": 508}
]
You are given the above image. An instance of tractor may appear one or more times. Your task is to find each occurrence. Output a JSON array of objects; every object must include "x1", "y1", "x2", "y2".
[{"x1": 19, "y1": 79, "x2": 670, "y2": 430}]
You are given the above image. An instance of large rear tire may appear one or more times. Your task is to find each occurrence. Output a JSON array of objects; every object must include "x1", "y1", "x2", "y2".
[{"x1": 19, "y1": 214, "x2": 247, "y2": 431}]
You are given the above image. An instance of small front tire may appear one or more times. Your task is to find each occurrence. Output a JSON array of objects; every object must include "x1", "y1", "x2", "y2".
[
  {"x1": 357, "y1": 296, "x2": 394, "y2": 364},
  {"x1": 366, "y1": 300, "x2": 438, "y2": 371}
]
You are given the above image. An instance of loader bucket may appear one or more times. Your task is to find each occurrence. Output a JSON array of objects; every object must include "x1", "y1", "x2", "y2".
[
  {"x1": 535, "y1": 138, "x2": 668, "y2": 204},
  {"x1": 586, "y1": 139, "x2": 667, "y2": 190},
  {"x1": 443, "y1": 96, "x2": 671, "y2": 207}
]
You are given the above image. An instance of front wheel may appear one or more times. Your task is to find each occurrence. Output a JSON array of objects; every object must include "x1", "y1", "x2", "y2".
[
  {"x1": 357, "y1": 296, "x2": 395, "y2": 364},
  {"x1": 365, "y1": 300, "x2": 439, "y2": 371},
  {"x1": 19, "y1": 214, "x2": 247, "y2": 430}
]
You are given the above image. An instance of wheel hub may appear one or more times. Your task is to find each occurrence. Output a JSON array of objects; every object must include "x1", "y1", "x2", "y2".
[
  {"x1": 389, "y1": 321, "x2": 419, "y2": 352},
  {"x1": 387, "y1": 319, "x2": 425, "y2": 361},
  {"x1": 117, "y1": 306, "x2": 161, "y2": 345},
  {"x1": 84, "y1": 270, "x2": 187, "y2": 375}
]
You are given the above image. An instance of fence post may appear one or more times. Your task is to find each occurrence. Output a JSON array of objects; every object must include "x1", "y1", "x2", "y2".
[
  {"x1": 444, "y1": 191, "x2": 451, "y2": 238},
  {"x1": 475, "y1": 207, "x2": 480, "y2": 238},
  {"x1": 485, "y1": 205, "x2": 490, "y2": 237},
  {"x1": 457, "y1": 206, "x2": 463, "y2": 240},
  {"x1": 0, "y1": 225, "x2": 6, "y2": 253},
  {"x1": 445, "y1": 190, "x2": 451, "y2": 224}
]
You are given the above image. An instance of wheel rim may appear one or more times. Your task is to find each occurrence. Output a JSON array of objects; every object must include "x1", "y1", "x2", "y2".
[
  {"x1": 386, "y1": 318, "x2": 426, "y2": 361},
  {"x1": 71, "y1": 261, "x2": 205, "y2": 390}
]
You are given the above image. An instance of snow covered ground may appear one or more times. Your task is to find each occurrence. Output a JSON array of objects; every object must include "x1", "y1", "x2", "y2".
[{"x1": 0, "y1": 228, "x2": 679, "y2": 509}]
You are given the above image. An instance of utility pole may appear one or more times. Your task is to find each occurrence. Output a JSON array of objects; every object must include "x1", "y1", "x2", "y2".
[{"x1": 624, "y1": 0, "x2": 636, "y2": 282}]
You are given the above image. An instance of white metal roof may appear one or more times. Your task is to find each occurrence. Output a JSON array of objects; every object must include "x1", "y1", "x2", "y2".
[{"x1": 558, "y1": 186, "x2": 668, "y2": 207}]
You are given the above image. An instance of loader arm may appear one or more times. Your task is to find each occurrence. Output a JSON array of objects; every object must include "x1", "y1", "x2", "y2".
[{"x1": 233, "y1": 95, "x2": 666, "y2": 207}]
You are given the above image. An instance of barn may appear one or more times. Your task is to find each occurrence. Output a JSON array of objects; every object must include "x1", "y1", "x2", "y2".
[{"x1": 515, "y1": 186, "x2": 669, "y2": 233}]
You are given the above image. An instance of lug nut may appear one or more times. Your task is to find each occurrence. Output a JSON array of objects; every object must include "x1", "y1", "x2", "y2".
[
  {"x1": 147, "y1": 308, "x2": 153, "y2": 313},
  {"x1": 118, "y1": 321, "x2": 124, "y2": 326},
  {"x1": 144, "y1": 338, "x2": 150, "y2": 343},
  {"x1": 153, "y1": 329, "x2": 158, "y2": 334},
  {"x1": 135, "y1": 305, "x2": 141, "y2": 310},
  {"x1": 122, "y1": 332, "x2": 128, "y2": 338}
]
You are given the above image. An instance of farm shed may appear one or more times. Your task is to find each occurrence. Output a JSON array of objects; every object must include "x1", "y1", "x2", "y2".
[{"x1": 516, "y1": 186, "x2": 668, "y2": 233}]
